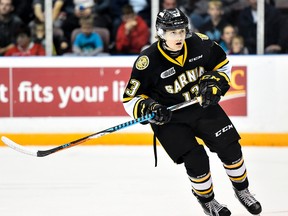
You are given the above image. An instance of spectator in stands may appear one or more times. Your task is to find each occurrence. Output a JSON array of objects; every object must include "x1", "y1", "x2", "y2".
[
  {"x1": 184, "y1": 0, "x2": 248, "y2": 31},
  {"x1": 229, "y1": 35, "x2": 249, "y2": 55},
  {"x1": 109, "y1": 0, "x2": 129, "y2": 46},
  {"x1": 30, "y1": 0, "x2": 69, "y2": 55},
  {"x1": 31, "y1": 20, "x2": 45, "y2": 46},
  {"x1": 184, "y1": 0, "x2": 209, "y2": 30},
  {"x1": 56, "y1": 0, "x2": 96, "y2": 48},
  {"x1": 130, "y1": 0, "x2": 148, "y2": 13},
  {"x1": 161, "y1": 0, "x2": 177, "y2": 10},
  {"x1": 93, "y1": 0, "x2": 112, "y2": 30},
  {"x1": 198, "y1": 0, "x2": 229, "y2": 43},
  {"x1": 129, "y1": 0, "x2": 151, "y2": 26},
  {"x1": 115, "y1": 4, "x2": 149, "y2": 54},
  {"x1": 52, "y1": 0, "x2": 66, "y2": 21},
  {"x1": 161, "y1": 0, "x2": 194, "y2": 30},
  {"x1": 31, "y1": 20, "x2": 58, "y2": 55},
  {"x1": 32, "y1": 0, "x2": 46, "y2": 22},
  {"x1": 12, "y1": 0, "x2": 33, "y2": 25},
  {"x1": 0, "y1": 0, "x2": 24, "y2": 55},
  {"x1": 238, "y1": 0, "x2": 288, "y2": 54},
  {"x1": 110, "y1": 0, "x2": 150, "y2": 53},
  {"x1": 72, "y1": 17, "x2": 104, "y2": 56},
  {"x1": 218, "y1": 0, "x2": 249, "y2": 26},
  {"x1": 219, "y1": 23, "x2": 235, "y2": 54},
  {"x1": 5, "y1": 25, "x2": 45, "y2": 56}
]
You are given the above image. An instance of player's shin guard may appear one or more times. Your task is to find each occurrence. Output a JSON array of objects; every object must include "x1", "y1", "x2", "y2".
[
  {"x1": 223, "y1": 157, "x2": 262, "y2": 215},
  {"x1": 223, "y1": 157, "x2": 248, "y2": 190}
]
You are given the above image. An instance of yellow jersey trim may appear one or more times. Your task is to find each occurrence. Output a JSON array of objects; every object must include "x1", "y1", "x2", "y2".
[
  {"x1": 157, "y1": 41, "x2": 187, "y2": 67},
  {"x1": 123, "y1": 97, "x2": 133, "y2": 102},
  {"x1": 213, "y1": 58, "x2": 229, "y2": 71}
]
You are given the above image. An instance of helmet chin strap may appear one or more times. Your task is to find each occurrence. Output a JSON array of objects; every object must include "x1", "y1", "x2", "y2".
[{"x1": 162, "y1": 40, "x2": 181, "y2": 57}]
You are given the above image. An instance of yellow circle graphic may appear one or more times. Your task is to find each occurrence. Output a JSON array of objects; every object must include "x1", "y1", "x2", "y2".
[{"x1": 136, "y1": 55, "x2": 149, "y2": 70}]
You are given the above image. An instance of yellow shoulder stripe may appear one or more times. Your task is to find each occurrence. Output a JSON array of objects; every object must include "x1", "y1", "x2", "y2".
[
  {"x1": 123, "y1": 97, "x2": 133, "y2": 102},
  {"x1": 213, "y1": 58, "x2": 229, "y2": 71}
]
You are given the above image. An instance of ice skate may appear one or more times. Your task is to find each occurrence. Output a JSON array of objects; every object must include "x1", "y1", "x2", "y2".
[
  {"x1": 198, "y1": 198, "x2": 231, "y2": 216},
  {"x1": 234, "y1": 188, "x2": 262, "y2": 215}
]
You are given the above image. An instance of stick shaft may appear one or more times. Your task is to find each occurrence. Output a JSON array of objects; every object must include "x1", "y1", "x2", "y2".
[
  {"x1": 1, "y1": 97, "x2": 199, "y2": 157},
  {"x1": 38, "y1": 97, "x2": 199, "y2": 156},
  {"x1": 37, "y1": 113, "x2": 154, "y2": 156}
]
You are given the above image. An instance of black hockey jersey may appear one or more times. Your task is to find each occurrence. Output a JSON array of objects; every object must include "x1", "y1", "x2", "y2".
[{"x1": 123, "y1": 33, "x2": 231, "y2": 119}]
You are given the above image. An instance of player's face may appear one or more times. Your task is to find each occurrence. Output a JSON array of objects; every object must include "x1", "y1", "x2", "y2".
[{"x1": 164, "y1": 28, "x2": 186, "y2": 51}]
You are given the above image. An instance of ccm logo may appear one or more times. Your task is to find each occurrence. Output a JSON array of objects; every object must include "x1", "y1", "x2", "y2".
[{"x1": 215, "y1": 124, "x2": 233, "y2": 137}]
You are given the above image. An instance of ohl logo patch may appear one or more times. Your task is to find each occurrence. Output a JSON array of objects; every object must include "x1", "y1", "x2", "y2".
[{"x1": 220, "y1": 66, "x2": 247, "y2": 116}]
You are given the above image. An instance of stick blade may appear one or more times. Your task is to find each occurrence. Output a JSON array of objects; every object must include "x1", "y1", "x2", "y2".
[{"x1": 1, "y1": 136, "x2": 37, "y2": 157}]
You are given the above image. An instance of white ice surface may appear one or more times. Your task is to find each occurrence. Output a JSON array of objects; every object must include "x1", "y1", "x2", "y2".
[{"x1": 0, "y1": 145, "x2": 287, "y2": 216}]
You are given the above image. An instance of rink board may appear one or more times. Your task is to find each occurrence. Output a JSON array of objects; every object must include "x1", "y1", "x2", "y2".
[{"x1": 1, "y1": 56, "x2": 288, "y2": 148}]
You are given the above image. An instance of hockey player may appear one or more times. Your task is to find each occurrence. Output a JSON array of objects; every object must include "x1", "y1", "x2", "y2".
[{"x1": 122, "y1": 8, "x2": 262, "y2": 216}]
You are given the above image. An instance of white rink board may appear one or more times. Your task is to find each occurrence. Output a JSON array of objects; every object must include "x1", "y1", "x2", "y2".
[
  {"x1": 0, "y1": 55, "x2": 288, "y2": 134},
  {"x1": 0, "y1": 145, "x2": 287, "y2": 216}
]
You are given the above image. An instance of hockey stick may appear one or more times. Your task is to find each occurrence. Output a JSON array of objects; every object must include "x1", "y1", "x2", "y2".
[{"x1": 1, "y1": 97, "x2": 200, "y2": 157}]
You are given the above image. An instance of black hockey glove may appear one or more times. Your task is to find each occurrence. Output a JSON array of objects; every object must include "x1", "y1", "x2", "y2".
[
  {"x1": 146, "y1": 102, "x2": 172, "y2": 125},
  {"x1": 138, "y1": 98, "x2": 172, "y2": 125},
  {"x1": 199, "y1": 71, "x2": 230, "y2": 108},
  {"x1": 199, "y1": 81, "x2": 221, "y2": 108}
]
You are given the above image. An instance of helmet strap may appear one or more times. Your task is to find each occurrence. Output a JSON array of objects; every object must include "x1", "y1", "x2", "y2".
[{"x1": 162, "y1": 41, "x2": 181, "y2": 57}]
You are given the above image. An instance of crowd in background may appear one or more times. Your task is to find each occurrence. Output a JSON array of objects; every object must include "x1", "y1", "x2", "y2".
[{"x1": 1, "y1": 0, "x2": 288, "y2": 56}]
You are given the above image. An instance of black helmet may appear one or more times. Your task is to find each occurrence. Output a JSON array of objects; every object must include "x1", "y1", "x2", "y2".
[{"x1": 156, "y1": 8, "x2": 189, "y2": 37}]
